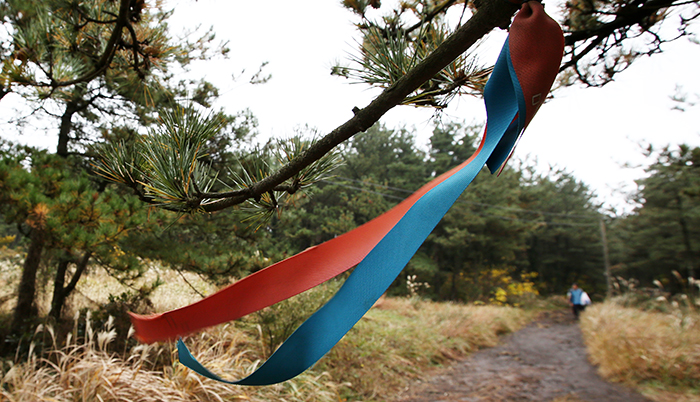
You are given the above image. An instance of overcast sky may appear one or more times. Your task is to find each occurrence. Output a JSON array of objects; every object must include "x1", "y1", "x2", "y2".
[
  {"x1": 3, "y1": 0, "x2": 699, "y2": 214},
  {"x1": 160, "y1": 0, "x2": 700, "y2": 214}
]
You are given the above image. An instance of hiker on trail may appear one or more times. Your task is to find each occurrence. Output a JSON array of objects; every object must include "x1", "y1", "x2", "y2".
[{"x1": 567, "y1": 283, "x2": 590, "y2": 319}]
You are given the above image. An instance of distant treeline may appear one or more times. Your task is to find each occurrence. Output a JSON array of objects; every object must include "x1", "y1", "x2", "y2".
[{"x1": 1, "y1": 123, "x2": 697, "y2": 314}]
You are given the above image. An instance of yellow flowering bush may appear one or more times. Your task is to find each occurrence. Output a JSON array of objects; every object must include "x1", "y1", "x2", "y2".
[{"x1": 487, "y1": 269, "x2": 539, "y2": 306}]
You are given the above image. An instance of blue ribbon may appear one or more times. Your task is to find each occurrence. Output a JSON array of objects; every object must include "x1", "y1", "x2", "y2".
[{"x1": 176, "y1": 37, "x2": 525, "y2": 385}]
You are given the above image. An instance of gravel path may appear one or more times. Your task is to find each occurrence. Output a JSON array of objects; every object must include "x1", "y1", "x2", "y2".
[{"x1": 396, "y1": 310, "x2": 651, "y2": 402}]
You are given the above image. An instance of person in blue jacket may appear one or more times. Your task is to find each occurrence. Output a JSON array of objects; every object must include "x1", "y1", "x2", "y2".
[{"x1": 567, "y1": 283, "x2": 588, "y2": 319}]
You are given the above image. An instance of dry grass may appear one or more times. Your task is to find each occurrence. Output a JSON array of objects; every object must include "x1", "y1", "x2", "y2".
[
  {"x1": 74, "y1": 262, "x2": 218, "y2": 313},
  {"x1": 1, "y1": 295, "x2": 533, "y2": 402},
  {"x1": 1, "y1": 255, "x2": 342, "y2": 401},
  {"x1": 320, "y1": 297, "x2": 535, "y2": 401},
  {"x1": 1, "y1": 315, "x2": 343, "y2": 402},
  {"x1": 2, "y1": 250, "x2": 536, "y2": 402},
  {"x1": 580, "y1": 302, "x2": 700, "y2": 401}
]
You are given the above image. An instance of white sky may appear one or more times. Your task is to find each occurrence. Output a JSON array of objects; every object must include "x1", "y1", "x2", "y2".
[
  {"x1": 163, "y1": 0, "x2": 700, "y2": 214},
  {"x1": 3, "y1": 0, "x2": 699, "y2": 214}
]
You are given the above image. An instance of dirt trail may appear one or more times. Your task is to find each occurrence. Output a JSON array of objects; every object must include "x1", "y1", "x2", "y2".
[{"x1": 397, "y1": 310, "x2": 651, "y2": 402}]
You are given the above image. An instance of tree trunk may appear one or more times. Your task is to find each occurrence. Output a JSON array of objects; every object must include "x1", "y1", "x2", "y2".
[
  {"x1": 49, "y1": 259, "x2": 70, "y2": 322},
  {"x1": 676, "y1": 196, "x2": 696, "y2": 280},
  {"x1": 11, "y1": 228, "x2": 45, "y2": 334},
  {"x1": 450, "y1": 255, "x2": 461, "y2": 301},
  {"x1": 57, "y1": 99, "x2": 79, "y2": 157},
  {"x1": 49, "y1": 251, "x2": 91, "y2": 322}
]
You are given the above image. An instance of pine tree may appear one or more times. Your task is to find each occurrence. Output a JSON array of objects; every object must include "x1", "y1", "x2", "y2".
[
  {"x1": 0, "y1": 0, "x2": 238, "y2": 339},
  {"x1": 619, "y1": 145, "x2": 700, "y2": 289}
]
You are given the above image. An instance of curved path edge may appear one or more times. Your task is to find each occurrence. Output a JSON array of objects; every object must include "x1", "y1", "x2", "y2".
[{"x1": 396, "y1": 309, "x2": 651, "y2": 402}]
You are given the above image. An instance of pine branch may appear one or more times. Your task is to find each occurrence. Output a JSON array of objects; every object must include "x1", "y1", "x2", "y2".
[
  {"x1": 563, "y1": 0, "x2": 682, "y2": 46},
  {"x1": 55, "y1": 0, "x2": 131, "y2": 87},
  {"x1": 198, "y1": 0, "x2": 519, "y2": 213},
  {"x1": 560, "y1": 0, "x2": 697, "y2": 81},
  {"x1": 17, "y1": 0, "x2": 134, "y2": 89}
]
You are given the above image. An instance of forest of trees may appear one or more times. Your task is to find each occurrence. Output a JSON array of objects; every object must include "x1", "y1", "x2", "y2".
[
  {"x1": 1, "y1": 0, "x2": 699, "y2": 348},
  {"x1": 268, "y1": 123, "x2": 608, "y2": 300},
  {"x1": 253, "y1": 123, "x2": 700, "y2": 302},
  {"x1": 3, "y1": 116, "x2": 698, "y2": 329}
]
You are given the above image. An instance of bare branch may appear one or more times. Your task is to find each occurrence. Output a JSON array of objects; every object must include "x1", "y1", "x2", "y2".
[
  {"x1": 406, "y1": 0, "x2": 460, "y2": 34},
  {"x1": 76, "y1": 7, "x2": 119, "y2": 25},
  {"x1": 124, "y1": 21, "x2": 145, "y2": 78},
  {"x1": 561, "y1": 0, "x2": 695, "y2": 78}
]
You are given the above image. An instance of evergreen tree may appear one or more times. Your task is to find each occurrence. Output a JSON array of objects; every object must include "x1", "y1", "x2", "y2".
[
  {"x1": 0, "y1": 144, "x2": 151, "y2": 330},
  {"x1": 271, "y1": 124, "x2": 427, "y2": 253},
  {"x1": 417, "y1": 123, "x2": 534, "y2": 301},
  {"x1": 618, "y1": 145, "x2": 700, "y2": 290},
  {"x1": 0, "y1": 0, "x2": 247, "y2": 339},
  {"x1": 520, "y1": 168, "x2": 605, "y2": 295}
]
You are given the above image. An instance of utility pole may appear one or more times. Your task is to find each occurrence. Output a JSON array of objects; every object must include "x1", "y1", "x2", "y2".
[{"x1": 599, "y1": 219, "x2": 612, "y2": 298}]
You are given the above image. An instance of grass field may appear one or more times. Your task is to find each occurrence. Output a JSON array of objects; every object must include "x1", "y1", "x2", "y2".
[
  {"x1": 0, "y1": 255, "x2": 535, "y2": 402},
  {"x1": 580, "y1": 301, "x2": 700, "y2": 402},
  {"x1": 7, "y1": 249, "x2": 698, "y2": 402}
]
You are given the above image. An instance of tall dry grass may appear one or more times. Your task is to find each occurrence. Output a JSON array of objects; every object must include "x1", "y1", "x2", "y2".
[
  {"x1": 1, "y1": 296, "x2": 533, "y2": 402},
  {"x1": 1, "y1": 313, "x2": 342, "y2": 402},
  {"x1": 580, "y1": 302, "x2": 700, "y2": 393},
  {"x1": 2, "y1": 250, "x2": 536, "y2": 401},
  {"x1": 1, "y1": 257, "x2": 342, "y2": 402}
]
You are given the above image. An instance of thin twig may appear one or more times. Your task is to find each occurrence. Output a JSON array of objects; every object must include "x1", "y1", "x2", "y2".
[
  {"x1": 174, "y1": 265, "x2": 206, "y2": 298},
  {"x1": 406, "y1": 0, "x2": 460, "y2": 34}
]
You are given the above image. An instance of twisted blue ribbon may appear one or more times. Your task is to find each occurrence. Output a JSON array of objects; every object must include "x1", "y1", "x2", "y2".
[
  {"x1": 128, "y1": 1, "x2": 564, "y2": 386},
  {"x1": 177, "y1": 27, "x2": 530, "y2": 386}
]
